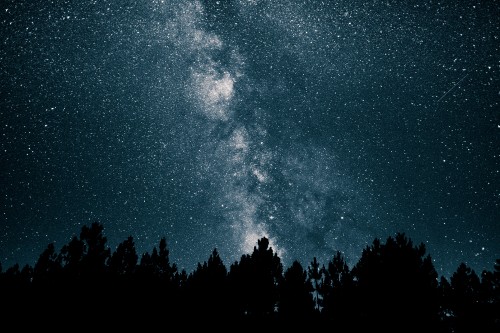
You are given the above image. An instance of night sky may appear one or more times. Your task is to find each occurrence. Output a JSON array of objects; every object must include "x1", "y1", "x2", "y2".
[{"x1": 1, "y1": 0, "x2": 498, "y2": 278}]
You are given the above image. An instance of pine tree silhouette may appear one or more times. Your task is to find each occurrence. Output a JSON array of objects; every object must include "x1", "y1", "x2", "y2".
[
  {"x1": 0, "y1": 223, "x2": 497, "y2": 330},
  {"x1": 449, "y1": 262, "x2": 481, "y2": 333},
  {"x1": 307, "y1": 257, "x2": 322, "y2": 312},
  {"x1": 279, "y1": 260, "x2": 314, "y2": 320},
  {"x1": 352, "y1": 233, "x2": 440, "y2": 332},
  {"x1": 228, "y1": 237, "x2": 283, "y2": 323},
  {"x1": 186, "y1": 248, "x2": 228, "y2": 319},
  {"x1": 321, "y1": 251, "x2": 355, "y2": 327}
]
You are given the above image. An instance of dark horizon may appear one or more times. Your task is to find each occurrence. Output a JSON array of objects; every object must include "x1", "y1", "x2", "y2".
[
  {"x1": 2, "y1": 221, "x2": 498, "y2": 281},
  {"x1": 1, "y1": 222, "x2": 498, "y2": 331},
  {"x1": 1, "y1": 1, "x2": 498, "y2": 280}
]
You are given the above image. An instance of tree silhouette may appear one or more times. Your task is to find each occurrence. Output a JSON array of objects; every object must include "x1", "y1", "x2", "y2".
[
  {"x1": 249, "y1": 237, "x2": 283, "y2": 318},
  {"x1": 492, "y1": 259, "x2": 500, "y2": 331},
  {"x1": 108, "y1": 236, "x2": 138, "y2": 277},
  {"x1": 135, "y1": 237, "x2": 179, "y2": 317},
  {"x1": 33, "y1": 243, "x2": 61, "y2": 287},
  {"x1": 138, "y1": 237, "x2": 177, "y2": 282},
  {"x1": 107, "y1": 235, "x2": 139, "y2": 315},
  {"x1": 0, "y1": 223, "x2": 497, "y2": 329},
  {"x1": 59, "y1": 235, "x2": 85, "y2": 277},
  {"x1": 307, "y1": 257, "x2": 322, "y2": 311},
  {"x1": 321, "y1": 251, "x2": 355, "y2": 326},
  {"x1": 438, "y1": 275, "x2": 453, "y2": 328},
  {"x1": 186, "y1": 248, "x2": 228, "y2": 318},
  {"x1": 449, "y1": 262, "x2": 482, "y2": 332},
  {"x1": 352, "y1": 233, "x2": 440, "y2": 332},
  {"x1": 79, "y1": 222, "x2": 111, "y2": 277},
  {"x1": 228, "y1": 237, "x2": 283, "y2": 321},
  {"x1": 478, "y1": 268, "x2": 499, "y2": 331},
  {"x1": 279, "y1": 260, "x2": 314, "y2": 320},
  {"x1": 1, "y1": 263, "x2": 33, "y2": 316}
]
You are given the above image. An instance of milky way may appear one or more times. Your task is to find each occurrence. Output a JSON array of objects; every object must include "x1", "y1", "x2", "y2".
[{"x1": 1, "y1": 0, "x2": 498, "y2": 277}]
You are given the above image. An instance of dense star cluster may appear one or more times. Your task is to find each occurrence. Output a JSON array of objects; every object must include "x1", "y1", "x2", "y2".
[{"x1": 1, "y1": 0, "x2": 498, "y2": 278}]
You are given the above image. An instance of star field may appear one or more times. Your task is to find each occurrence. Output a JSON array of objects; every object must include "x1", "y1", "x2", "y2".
[{"x1": 1, "y1": 0, "x2": 498, "y2": 278}]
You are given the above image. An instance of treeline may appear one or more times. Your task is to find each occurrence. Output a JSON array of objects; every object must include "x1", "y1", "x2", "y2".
[{"x1": 0, "y1": 222, "x2": 498, "y2": 331}]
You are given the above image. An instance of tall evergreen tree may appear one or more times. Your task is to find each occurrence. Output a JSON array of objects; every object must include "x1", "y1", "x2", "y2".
[
  {"x1": 228, "y1": 237, "x2": 283, "y2": 320},
  {"x1": 79, "y1": 222, "x2": 111, "y2": 276},
  {"x1": 307, "y1": 257, "x2": 322, "y2": 311},
  {"x1": 186, "y1": 248, "x2": 228, "y2": 318},
  {"x1": 59, "y1": 235, "x2": 85, "y2": 278},
  {"x1": 33, "y1": 243, "x2": 61, "y2": 287},
  {"x1": 136, "y1": 236, "x2": 179, "y2": 317},
  {"x1": 279, "y1": 260, "x2": 314, "y2": 320},
  {"x1": 108, "y1": 236, "x2": 138, "y2": 277},
  {"x1": 321, "y1": 251, "x2": 354, "y2": 326},
  {"x1": 352, "y1": 233, "x2": 440, "y2": 332},
  {"x1": 449, "y1": 263, "x2": 481, "y2": 332}
]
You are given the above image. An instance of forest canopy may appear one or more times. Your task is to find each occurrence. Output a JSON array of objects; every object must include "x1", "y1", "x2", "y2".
[{"x1": 0, "y1": 222, "x2": 498, "y2": 332}]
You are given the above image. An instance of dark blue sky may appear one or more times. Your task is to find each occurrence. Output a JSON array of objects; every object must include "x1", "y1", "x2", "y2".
[{"x1": 1, "y1": 0, "x2": 498, "y2": 278}]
